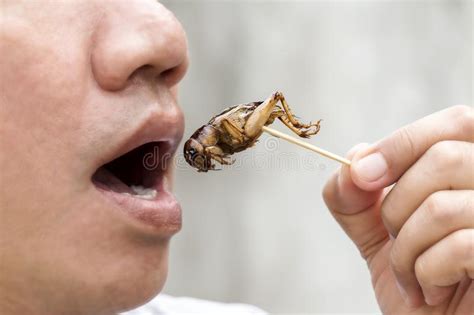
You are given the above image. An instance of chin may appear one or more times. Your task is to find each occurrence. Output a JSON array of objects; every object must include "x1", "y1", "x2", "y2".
[
  {"x1": 60, "y1": 202, "x2": 174, "y2": 315},
  {"x1": 97, "y1": 240, "x2": 171, "y2": 314},
  {"x1": 112, "y1": 269, "x2": 168, "y2": 313}
]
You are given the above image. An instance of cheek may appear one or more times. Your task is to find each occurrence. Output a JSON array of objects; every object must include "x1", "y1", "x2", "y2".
[
  {"x1": 1, "y1": 29, "x2": 90, "y2": 154},
  {"x1": 0, "y1": 20, "x2": 92, "y2": 243},
  {"x1": 0, "y1": 1, "x2": 101, "y2": 203}
]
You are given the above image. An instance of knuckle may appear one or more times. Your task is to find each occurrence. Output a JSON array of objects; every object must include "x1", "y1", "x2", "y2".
[
  {"x1": 450, "y1": 104, "x2": 472, "y2": 116},
  {"x1": 423, "y1": 192, "x2": 450, "y2": 224},
  {"x1": 450, "y1": 105, "x2": 474, "y2": 140},
  {"x1": 392, "y1": 126, "x2": 417, "y2": 161},
  {"x1": 452, "y1": 230, "x2": 473, "y2": 262},
  {"x1": 414, "y1": 257, "x2": 430, "y2": 284},
  {"x1": 464, "y1": 234, "x2": 474, "y2": 268},
  {"x1": 426, "y1": 141, "x2": 462, "y2": 171}
]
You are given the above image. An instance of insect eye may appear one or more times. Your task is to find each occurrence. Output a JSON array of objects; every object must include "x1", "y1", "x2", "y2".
[{"x1": 188, "y1": 148, "x2": 196, "y2": 155}]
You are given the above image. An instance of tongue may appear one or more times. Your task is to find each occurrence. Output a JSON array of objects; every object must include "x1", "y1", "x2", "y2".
[
  {"x1": 92, "y1": 167, "x2": 158, "y2": 200},
  {"x1": 92, "y1": 167, "x2": 134, "y2": 194}
]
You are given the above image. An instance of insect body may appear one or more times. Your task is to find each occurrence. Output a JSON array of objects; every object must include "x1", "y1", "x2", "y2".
[{"x1": 184, "y1": 91, "x2": 321, "y2": 172}]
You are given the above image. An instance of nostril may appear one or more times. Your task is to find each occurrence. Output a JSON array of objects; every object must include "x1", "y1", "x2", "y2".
[{"x1": 160, "y1": 56, "x2": 189, "y2": 87}]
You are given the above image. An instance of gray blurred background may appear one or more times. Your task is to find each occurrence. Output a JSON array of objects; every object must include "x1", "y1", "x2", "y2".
[{"x1": 160, "y1": 0, "x2": 472, "y2": 313}]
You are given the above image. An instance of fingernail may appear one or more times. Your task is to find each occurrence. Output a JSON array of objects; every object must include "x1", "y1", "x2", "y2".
[{"x1": 353, "y1": 152, "x2": 388, "y2": 182}]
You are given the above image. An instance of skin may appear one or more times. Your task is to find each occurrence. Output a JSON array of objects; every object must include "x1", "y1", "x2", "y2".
[
  {"x1": 0, "y1": 1, "x2": 188, "y2": 314},
  {"x1": 323, "y1": 105, "x2": 473, "y2": 314},
  {"x1": 0, "y1": 1, "x2": 471, "y2": 315}
]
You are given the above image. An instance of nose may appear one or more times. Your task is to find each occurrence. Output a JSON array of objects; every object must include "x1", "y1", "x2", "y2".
[{"x1": 91, "y1": 1, "x2": 188, "y2": 91}]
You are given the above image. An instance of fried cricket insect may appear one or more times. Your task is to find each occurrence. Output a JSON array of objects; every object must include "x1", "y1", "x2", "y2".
[{"x1": 183, "y1": 91, "x2": 321, "y2": 172}]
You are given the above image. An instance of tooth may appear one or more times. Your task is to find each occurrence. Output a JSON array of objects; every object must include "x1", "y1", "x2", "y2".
[{"x1": 130, "y1": 185, "x2": 157, "y2": 200}]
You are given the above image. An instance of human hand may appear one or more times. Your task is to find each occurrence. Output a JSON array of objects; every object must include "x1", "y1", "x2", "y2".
[{"x1": 323, "y1": 105, "x2": 473, "y2": 314}]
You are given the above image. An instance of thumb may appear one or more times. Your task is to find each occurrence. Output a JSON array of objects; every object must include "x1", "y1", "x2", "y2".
[{"x1": 323, "y1": 143, "x2": 389, "y2": 261}]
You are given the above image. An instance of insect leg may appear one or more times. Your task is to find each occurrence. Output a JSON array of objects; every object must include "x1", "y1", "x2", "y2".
[
  {"x1": 211, "y1": 154, "x2": 234, "y2": 165},
  {"x1": 205, "y1": 146, "x2": 234, "y2": 165},
  {"x1": 278, "y1": 115, "x2": 322, "y2": 138},
  {"x1": 276, "y1": 93, "x2": 319, "y2": 129},
  {"x1": 222, "y1": 119, "x2": 245, "y2": 144},
  {"x1": 277, "y1": 116, "x2": 310, "y2": 138},
  {"x1": 269, "y1": 93, "x2": 321, "y2": 137},
  {"x1": 244, "y1": 92, "x2": 281, "y2": 138}
]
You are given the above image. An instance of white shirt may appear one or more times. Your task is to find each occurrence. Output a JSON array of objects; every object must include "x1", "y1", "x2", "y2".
[{"x1": 122, "y1": 294, "x2": 266, "y2": 315}]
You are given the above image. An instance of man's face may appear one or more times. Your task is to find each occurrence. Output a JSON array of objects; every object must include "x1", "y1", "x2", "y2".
[{"x1": 0, "y1": 1, "x2": 188, "y2": 313}]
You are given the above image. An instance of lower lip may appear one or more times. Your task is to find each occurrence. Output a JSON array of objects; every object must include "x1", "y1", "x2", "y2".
[{"x1": 94, "y1": 183, "x2": 182, "y2": 236}]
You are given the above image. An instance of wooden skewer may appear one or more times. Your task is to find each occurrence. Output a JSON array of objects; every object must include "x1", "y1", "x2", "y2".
[{"x1": 262, "y1": 126, "x2": 351, "y2": 166}]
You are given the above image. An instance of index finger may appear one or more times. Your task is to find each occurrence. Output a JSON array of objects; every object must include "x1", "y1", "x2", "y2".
[{"x1": 350, "y1": 105, "x2": 473, "y2": 191}]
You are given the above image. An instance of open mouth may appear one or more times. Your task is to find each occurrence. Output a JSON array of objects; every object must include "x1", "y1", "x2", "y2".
[{"x1": 92, "y1": 141, "x2": 167, "y2": 200}]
